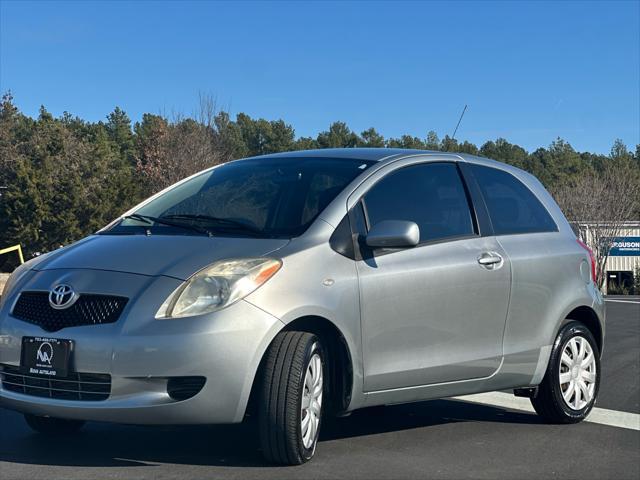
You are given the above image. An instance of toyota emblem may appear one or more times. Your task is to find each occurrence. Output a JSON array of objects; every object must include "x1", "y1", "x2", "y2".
[{"x1": 48, "y1": 284, "x2": 78, "y2": 310}]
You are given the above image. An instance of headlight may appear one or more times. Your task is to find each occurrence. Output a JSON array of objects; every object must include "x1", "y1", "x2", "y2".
[{"x1": 156, "y1": 258, "x2": 282, "y2": 319}]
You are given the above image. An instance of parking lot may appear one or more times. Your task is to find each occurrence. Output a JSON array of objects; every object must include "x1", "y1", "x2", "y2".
[{"x1": 0, "y1": 299, "x2": 638, "y2": 480}]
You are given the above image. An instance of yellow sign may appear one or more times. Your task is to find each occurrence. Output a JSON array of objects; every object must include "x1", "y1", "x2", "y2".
[{"x1": 0, "y1": 245, "x2": 25, "y2": 265}]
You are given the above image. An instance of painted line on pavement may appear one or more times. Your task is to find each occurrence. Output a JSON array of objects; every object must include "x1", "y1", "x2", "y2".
[{"x1": 452, "y1": 391, "x2": 640, "y2": 431}]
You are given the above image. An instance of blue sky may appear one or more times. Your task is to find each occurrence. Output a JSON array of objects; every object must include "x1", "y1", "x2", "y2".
[{"x1": 1, "y1": 0, "x2": 638, "y2": 154}]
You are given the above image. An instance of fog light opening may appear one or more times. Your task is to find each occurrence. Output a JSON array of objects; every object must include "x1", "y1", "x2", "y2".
[{"x1": 166, "y1": 376, "x2": 206, "y2": 401}]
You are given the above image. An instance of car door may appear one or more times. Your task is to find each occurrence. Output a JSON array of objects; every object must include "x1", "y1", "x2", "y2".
[
  {"x1": 353, "y1": 161, "x2": 511, "y2": 392},
  {"x1": 467, "y1": 164, "x2": 565, "y2": 357}
]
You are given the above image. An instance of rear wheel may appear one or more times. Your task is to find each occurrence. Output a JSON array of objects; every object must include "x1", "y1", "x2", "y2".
[
  {"x1": 24, "y1": 414, "x2": 85, "y2": 435},
  {"x1": 258, "y1": 331, "x2": 325, "y2": 465},
  {"x1": 531, "y1": 321, "x2": 600, "y2": 423}
]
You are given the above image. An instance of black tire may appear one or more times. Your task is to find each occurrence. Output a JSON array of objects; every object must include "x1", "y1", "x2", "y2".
[
  {"x1": 531, "y1": 321, "x2": 600, "y2": 423},
  {"x1": 258, "y1": 331, "x2": 326, "y2": 465},
  {"x1": 24, "y1": 414, "x2": 85, "y2": 435}
]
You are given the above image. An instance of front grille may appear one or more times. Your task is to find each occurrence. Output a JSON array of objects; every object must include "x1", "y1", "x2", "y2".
[
  {"x1": 0, "y1": 364, "x2": 111, "y2": 401},
  {"x1": 12, "y1": 291, "x2": 128, "y2": 332}
]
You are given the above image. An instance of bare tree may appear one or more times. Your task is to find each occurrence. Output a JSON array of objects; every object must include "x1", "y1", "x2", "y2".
[
  {"x1": 552, "y1": 160, "x2": 640, "y2": 289},
  {"x1": 196, "y1": 91, "x2": 218, "y2": 129},
  {"x1": 135, "y1": 94, "x2": 233, "y2": 195}
]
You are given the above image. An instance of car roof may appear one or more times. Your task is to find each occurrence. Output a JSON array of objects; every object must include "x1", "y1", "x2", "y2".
[
  {"x1": 248, "y1": 148, "x2": 441, "y2": 162},
  {"x1": 246, "y1": 148, "x2": 513, "y2": 167},
  {"x1": 240, "y1": 147, "x2": 542, "y2": 184},
  {"x1": 236, "y1": 147, "x2": 541, "y2": 183}
]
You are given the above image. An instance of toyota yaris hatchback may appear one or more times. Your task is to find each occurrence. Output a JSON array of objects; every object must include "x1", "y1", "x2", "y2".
[{"x1": 0, "y1": 149, "x2": 604, "y2": 464}]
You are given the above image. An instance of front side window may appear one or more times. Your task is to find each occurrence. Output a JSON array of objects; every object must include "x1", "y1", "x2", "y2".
[
  {"x1": 363, "y1": 163, "x2": 475, "y2": 244},
  {"x1": 470, "y1": 164, "x2": 557, "y2": 235},
  {"x1": 103, "y1": 157, "x2": 374, "y2": 238}
]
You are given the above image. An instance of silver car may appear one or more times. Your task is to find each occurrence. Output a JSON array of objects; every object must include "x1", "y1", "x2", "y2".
[{"x1": 0, "y1": 149, "x2": 604, "y2": 464}]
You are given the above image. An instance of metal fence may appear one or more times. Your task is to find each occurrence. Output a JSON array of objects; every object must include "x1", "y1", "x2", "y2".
[{"x1": 0, "y1": 244, "x2": 25, "y2": 266}]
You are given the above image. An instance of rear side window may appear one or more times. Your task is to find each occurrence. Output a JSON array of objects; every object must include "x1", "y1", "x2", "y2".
[
  {"x1": 470, "y1": 164, "x2": 557, "y2": 235},
  {"x1": 363, "y1": 163, "x2": 475, "y2": 244}
]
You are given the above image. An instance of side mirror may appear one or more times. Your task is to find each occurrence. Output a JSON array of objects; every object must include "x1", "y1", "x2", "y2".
[{"x1": 365, "y1": 220, "x2": 420, "y2": 249}]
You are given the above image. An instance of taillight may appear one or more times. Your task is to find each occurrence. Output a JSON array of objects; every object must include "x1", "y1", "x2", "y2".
[{"x1": 577, "y1": 238, "x2": 596, "y2": 282}]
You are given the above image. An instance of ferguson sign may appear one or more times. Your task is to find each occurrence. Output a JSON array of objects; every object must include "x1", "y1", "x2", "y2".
[{"x1": 608, "y1": 237, "x2": 640, "y2": 256}]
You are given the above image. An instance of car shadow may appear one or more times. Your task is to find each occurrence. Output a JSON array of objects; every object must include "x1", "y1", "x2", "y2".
[{"x1": 0, "y1": 398, "x2": 543, "y2": 468}]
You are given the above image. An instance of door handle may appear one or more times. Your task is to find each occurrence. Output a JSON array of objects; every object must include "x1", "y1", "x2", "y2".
[{"x1": 477, "y1": 253, "x2": 503, "y2": 269}]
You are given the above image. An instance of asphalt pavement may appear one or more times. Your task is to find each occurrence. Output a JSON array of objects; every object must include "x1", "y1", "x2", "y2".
[{"x1": 1, "y1": 299, "x2": 638, "y2": 480}]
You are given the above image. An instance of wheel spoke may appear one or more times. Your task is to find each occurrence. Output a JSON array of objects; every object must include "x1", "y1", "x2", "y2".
[
  {"x1": 302, "y1": 394, "x2": 311, "y2": 410},
  {"x1": 578, "y1": 380, "x2": 590, "y2": 403},
  {"x1": 582, "y1": 370, "x2": 596, "y2": 383},
  {"x1": 569, "y1": 338, "x2": 579, "y2": 359},
  {"x1": 301, "y1": 412, "x2": 310, "y2": 436},
  {"x1": 303, "y1": 419, "x2": 312, "y2": 445},
  {"x1": 559, "y1": 372, "x2": 572, "y2": 384},
  {"x1": 573, "y1": 383, "x2": 582, "y2": 409},
  {"x1": 309, "y1": 413, "x2": 317, "y2": 442},
  {"x1": 313, "y1": 357, "x2": 322, "y2": 387},
  {"x1": 563, "y1": 381, "x2": 575, "y2": 402},
  {"x1": 313, "y1": 375, "x2": 323, "y2": 395},
  {"x1": 561, "y1": 352, "x2": 573, "y2": 368},
  {"x1": 581, "y1": 351, "x2": 594, "y2": 369}
]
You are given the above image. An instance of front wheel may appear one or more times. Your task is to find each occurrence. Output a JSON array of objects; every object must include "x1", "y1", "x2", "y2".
[
  {"x1": 258, "y1": 331, "x2": 325, "y2": 465},
  {"x1": 24, "y1": 414, "x2": 85, "y2": 435},
  {"x1": 531, "y1": 321, "x2": 600, "y2": 423}
]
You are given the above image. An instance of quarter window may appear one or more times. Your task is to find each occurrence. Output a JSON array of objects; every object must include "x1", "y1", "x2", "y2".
[
  {"x1": 363, "y1": 163, "x2": 475, "y2": 244},
  {"x1": 470, "y1": 164, "x2": 557, "y2": 235}
]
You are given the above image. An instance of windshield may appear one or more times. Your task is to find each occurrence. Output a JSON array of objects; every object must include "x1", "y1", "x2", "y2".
[{"x1": 103, "y1": 157, "x2": 374, "y2": 238}]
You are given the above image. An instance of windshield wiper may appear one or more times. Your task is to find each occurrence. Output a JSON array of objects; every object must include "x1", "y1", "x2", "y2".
[
  {"x1": 161, "y1": 214, "x2": 263, "y2": 235},
  {"x1": 122, "y1": 214, "x2": 212, "y2": 236}
]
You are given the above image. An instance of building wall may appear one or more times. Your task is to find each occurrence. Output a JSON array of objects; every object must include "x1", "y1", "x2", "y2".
[
  {"x1": 578, "y1": 222, "x2": 640, "y2": 294},
  {"x1": 606, "y1": 252, "x2": 640, "y2": 272}
]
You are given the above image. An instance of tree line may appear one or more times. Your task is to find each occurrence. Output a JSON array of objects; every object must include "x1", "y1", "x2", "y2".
[{"x1": 1, "y1": 92, "x2": 639, "y2": 267}]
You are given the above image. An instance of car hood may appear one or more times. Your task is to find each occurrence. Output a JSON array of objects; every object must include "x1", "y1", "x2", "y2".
[{"x1": 35, "y1": 234, "x2": 290, "y2": 280}]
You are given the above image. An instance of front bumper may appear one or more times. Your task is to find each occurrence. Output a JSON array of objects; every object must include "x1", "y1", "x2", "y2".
[{"x1": 0, "y1": 269, "x2": 284, "y2": 424}]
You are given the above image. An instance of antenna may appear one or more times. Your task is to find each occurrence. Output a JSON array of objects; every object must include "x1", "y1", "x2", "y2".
[{"x1": 451, "y1": 104, "x2": 467, "y2": 141}]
